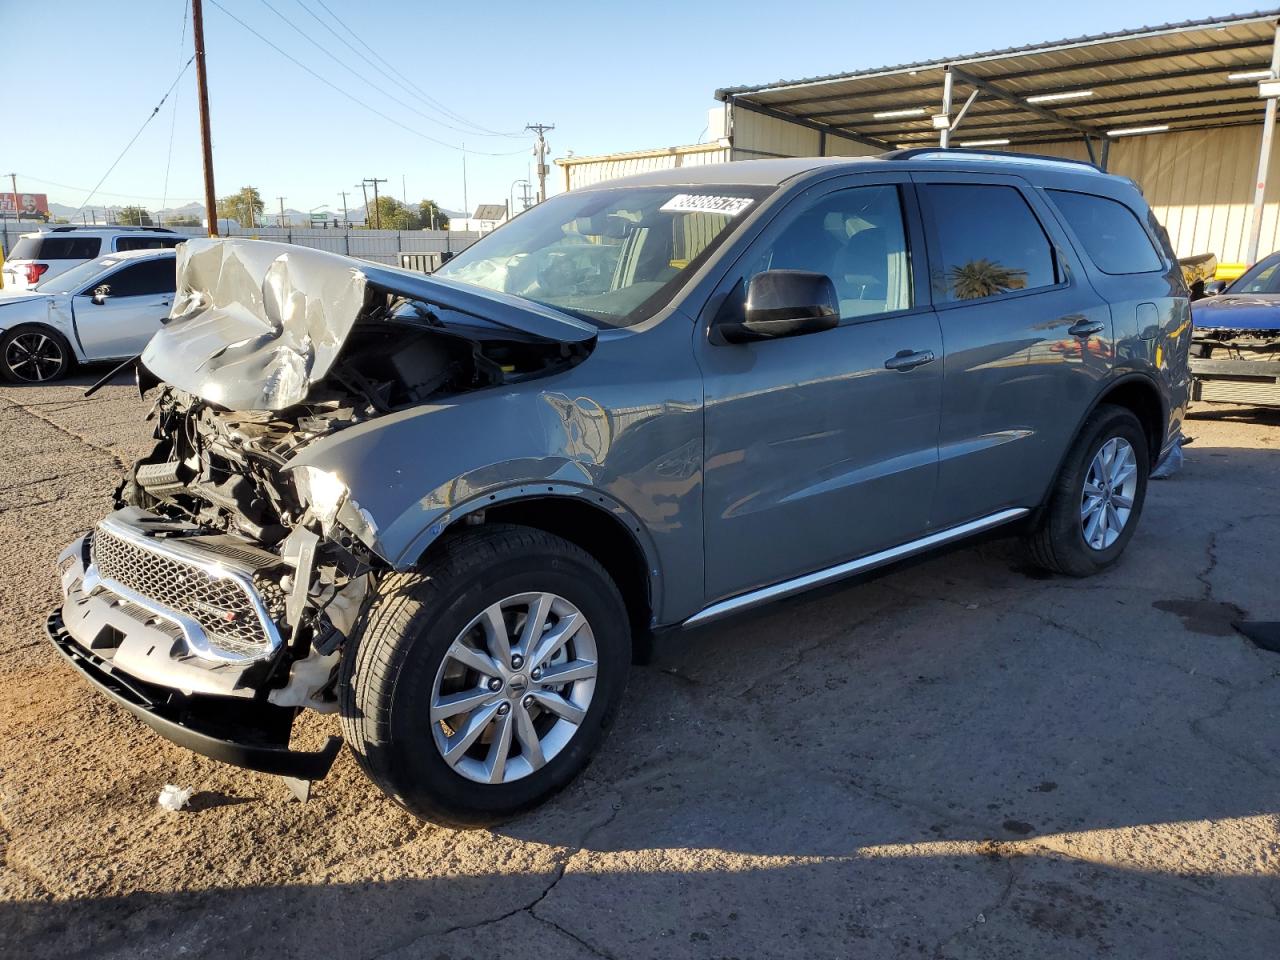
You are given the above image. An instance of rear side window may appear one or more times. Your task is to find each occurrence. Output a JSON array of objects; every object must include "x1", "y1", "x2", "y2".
[
  {"x1": 99, "y1": 259, "x2": 176, "y2": 297},
  {"x1": 11, "y1": 236, "x2": 101, "y2": 260},
  {"x1": 1048, "y1": 190, "x2": 1163, "y2": 275},
  {"x1": 115, "y1": 236, "x2": 182, "y2": 252},
  {"x1": 922, "y1": 184, "x2": 1057, "y2": 303}
]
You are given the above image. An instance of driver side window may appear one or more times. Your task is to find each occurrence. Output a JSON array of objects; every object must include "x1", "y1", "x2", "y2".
[
  {"x1": 752, "y1": 185, "x2": 912, "y2": 320},
  {"x1": 94, "y1": 259, "x2": 176, "y2": 299}
]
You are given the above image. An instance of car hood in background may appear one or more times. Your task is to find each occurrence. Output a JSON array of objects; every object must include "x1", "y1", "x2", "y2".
[
  {"x1": 1191, "y1": 293, "x2": 1280, "y2": 331},
  {"x1": 141, "y1": 238, "x2": 596, "y2": 411}
]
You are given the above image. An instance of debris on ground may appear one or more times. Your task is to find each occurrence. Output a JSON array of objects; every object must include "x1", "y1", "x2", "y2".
[{"x1": 157, "y1": 785, "x2": 193, "y2": 812}]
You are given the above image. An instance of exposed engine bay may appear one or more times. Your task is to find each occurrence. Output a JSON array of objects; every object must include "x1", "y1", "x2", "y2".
[{"x1": 105, "y1": 241, "x2": 593, "y2": 709}]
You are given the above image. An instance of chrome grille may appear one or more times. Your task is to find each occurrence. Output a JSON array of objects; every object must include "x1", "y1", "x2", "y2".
[{"x1": 90, "y1": 527, "x2": 273, "y2": 657}]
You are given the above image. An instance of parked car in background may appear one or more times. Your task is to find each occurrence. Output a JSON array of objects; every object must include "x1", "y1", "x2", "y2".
[
  {"x1": 48, "y1": 151, "x2": 1190, "y2": 825},
  {"x1": 1190, "y1": 250, "x2": 1280, "y2": 407},
  {"x1": 1, "y1": 225, "x2": 183, "y2": 292},
  {"x1": 0, "y1": 249, "x2": 177, "y2": 382}
]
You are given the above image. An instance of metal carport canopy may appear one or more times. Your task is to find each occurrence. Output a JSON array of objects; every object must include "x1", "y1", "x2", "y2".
[{"x1": 716, "y1": 10, "x2": 1280, "y2": 157}]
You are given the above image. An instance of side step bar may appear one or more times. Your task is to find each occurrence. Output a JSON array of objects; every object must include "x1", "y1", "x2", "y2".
[{"x1": 683, "y1": 508, "x2": 1030, "y2": 628}]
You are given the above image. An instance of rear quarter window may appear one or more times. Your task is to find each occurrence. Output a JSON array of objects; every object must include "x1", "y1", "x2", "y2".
[
  {"x1": 115, "y1": 236, "x2": 183, "y2": 251},
  {"x1": 1047, "y1": 190, "x2": 1163, "y2": 275},
  {"x1": 12, "y1": 236, "x2": 102, "y2": 260}
]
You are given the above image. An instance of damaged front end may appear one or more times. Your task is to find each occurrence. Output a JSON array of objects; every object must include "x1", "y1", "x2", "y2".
[{"x1": 47, "y1": 238, "x2": 595, "y2": 782}]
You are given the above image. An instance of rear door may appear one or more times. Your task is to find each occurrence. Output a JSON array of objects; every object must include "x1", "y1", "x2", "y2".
[
  {"x1": 696, "y1": 174, "x2": 944, "y2": 602},
  {"x1": 72, "y1": 258, "x2": 176, "y2": 359},
  {"x1": 911, "y1": 173, "x2": 1113, "y2": 527}
]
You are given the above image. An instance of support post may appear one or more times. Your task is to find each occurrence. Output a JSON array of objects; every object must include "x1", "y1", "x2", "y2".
[
  {"x1": 1246, "y1": 21, "x2": 1280, "y2": 265},
  {"x1": 191, "y1": 0, "x2": 218, "y2": 237},
  {"x1": 939, "y1": 67, "x2": 954, "y2": 148},
  {"x1": 1100, "y1": 138, "x2": 1111, "y2": 172}
]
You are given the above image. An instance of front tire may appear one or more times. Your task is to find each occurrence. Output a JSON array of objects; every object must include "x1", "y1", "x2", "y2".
[
  {"x1": 1026, "y1": 404, "x2": 1150, "y2": 577},
  {"x1": 339, "y1": 524, "x2": 630, "y2": 826},
  {"x1": 0, "y1": 325, "x2": 73, "y2": 383}
]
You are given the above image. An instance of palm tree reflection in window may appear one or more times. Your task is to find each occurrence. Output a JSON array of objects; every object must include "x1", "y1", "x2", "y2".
[{"x1": 943, "y1": 259, "x2": 1029, "y2": 300}]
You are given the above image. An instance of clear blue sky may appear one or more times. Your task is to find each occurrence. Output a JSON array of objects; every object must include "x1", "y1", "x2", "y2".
[{"x1": 3, "y1": 0, "x2": 1240, "y2": 217}]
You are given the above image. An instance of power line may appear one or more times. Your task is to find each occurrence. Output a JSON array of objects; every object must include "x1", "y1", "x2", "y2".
[
  {"x1": 160, "y1": 0, "x2": 192, "y2": 221},
  {"x1": 208, "y1": 0, "x2": 524, "y2": 156},
  {"x1": 15, "y1": 175, "x2": 203, "y2": 204},
  {"x1": 72, "y1": 55, "x2": 196, "y2": 220},
  {"x1": 308, "y1": 0, "x2": 517, "y2": 138},
  {"x1": 289, "y1": 0, "x2": 520, "y2": 139}
]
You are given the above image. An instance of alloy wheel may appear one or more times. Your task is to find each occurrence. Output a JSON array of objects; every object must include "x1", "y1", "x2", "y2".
[
  {"x1": 1080, "y1": 437, "x2": 1138, "y2": 551},
  {"x1": 430, "y1": 592, "x2": 598, "y2": 785},
  {"x1": 5, "y1": 332, "x2": 65, "y2": 382}
]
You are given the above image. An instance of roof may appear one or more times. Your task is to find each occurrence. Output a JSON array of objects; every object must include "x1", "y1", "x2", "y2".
[
  {"x1": 471, "y1": 204, "x2": 508, "y2": 221},
  {"x1": 98, "y1": 248, "x2": 178, "y2": 262},
  {"x1": 717, "y1": 10, "x2": 1280, "y2": 150},
  {"x1": 589, "y1": 150, "x2": 1114, "y2": 189}
]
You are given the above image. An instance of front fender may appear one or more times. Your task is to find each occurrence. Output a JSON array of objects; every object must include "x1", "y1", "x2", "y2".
[{"x1": 289, "y1": 387, "x2": 663, "y2": 570}]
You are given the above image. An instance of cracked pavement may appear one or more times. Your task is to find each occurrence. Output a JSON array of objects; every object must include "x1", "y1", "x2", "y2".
[{"x1": 0, "y1": 375, "x2": 1277, "y2": 959}]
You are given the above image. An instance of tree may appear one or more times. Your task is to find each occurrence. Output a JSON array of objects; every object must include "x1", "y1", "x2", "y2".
[
  {"x1": 418, "y1": 199, "x2": 449, "y2": 231},
  {"x1": 945, "y1": 259, "x2": 1027, "y2": 300},
  {"x1": 216, "y1": 186, "x2": 265, "y2": 228},
  {"x1": 365, "y1": 195, "x2": 419, "y2": 230},
  {"x1": 166, "y1": 215, "x2": 202, "y2": 227},
  {"x1": 117, "y1": 205, "x2": 153, "y2": 226}
]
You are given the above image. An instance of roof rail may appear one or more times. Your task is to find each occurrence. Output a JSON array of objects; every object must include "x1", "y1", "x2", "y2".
[
  {"x1": 882, "y1": 147, "x2": 1103, "y2": 172},
  {"x1": 47, "y1": 224, "x2": 177, "y2": 233}
]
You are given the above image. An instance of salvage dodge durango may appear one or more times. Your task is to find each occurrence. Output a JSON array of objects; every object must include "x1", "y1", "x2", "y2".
[{"x1": 48, "y1": 151, "x2": 1191, "y2": 824}]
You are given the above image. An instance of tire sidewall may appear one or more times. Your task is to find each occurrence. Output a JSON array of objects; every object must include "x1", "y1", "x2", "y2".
[
  {"x1": 368, "y1": 550, "x2": 628, "y2": 821},
  {"x1": 0, "y1": 325, "x2": 72, "y2": 383}
]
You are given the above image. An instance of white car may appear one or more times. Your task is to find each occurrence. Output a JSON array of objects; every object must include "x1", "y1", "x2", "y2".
[
  {"x1": 2, "y1": 225, "x2": 183, "y2": 291},
  {"x1": 0, "y1": 249, "x2": 177, "y2": 382}
]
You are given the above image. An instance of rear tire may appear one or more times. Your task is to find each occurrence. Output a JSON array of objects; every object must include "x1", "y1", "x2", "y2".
[
  {"x1": 339, "y1": 524, "x2": 630, "y2": 826},
  {"x1": 1026, "y1": 404, "x2": 1150, "y2": 577},
  {"x1": 0, "y1": 325, "x2": 74, "y2": 383}
]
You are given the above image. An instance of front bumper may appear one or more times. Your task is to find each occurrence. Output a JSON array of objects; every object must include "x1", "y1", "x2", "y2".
[
  {"x1": 50, "y1": 508, "x2": 342, "y2": 780},
  {"x1": 1190, "y1": 355, "x2": 1280, "y2": 406},
  {"x1": 46, "y1": 608, "x2": 341, "y2": 779}
]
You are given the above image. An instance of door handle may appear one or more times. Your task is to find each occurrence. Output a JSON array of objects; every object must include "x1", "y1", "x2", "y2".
[
  {"x1": 884, "y1": 349, "x2": 936, "y2": 372},
  {"x1": 1067, "y1": 318, "x2": 1106, "y2": 338}
]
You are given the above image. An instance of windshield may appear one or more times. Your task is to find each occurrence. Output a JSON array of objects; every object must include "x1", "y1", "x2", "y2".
[
  {"x1": 1230, "y1": 255, "x2": 1280, "y2": 294},
  {"x1": 435, "y1": 185, "x2": 772, "y2": 327},
  {"x1": 36, "y1": 255, "x2": 125, "y2": 294}
]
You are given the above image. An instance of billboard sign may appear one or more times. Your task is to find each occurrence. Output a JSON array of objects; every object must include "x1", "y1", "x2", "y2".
[{"x1": 1, "y1": 192, "x2": 51, "y2": 217}]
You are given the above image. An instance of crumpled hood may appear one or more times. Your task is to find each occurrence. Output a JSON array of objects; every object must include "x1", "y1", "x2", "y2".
[
  {"x1": 1191, "y1": 293, "x2": 1280, "y2": 331},
  {"x1": 141, "y1": 238, "x2": 595, "y2": 411}
]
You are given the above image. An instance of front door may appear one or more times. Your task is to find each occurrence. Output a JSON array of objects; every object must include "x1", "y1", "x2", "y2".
[
  {"x1": 73, "y1": 257, "x2": 175, "y2": 360},
  {"x1": 697, "y1": 176, "x2": 944, "y2": 603}
]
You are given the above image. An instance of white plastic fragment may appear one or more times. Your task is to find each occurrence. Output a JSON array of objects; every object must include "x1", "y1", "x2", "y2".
[{"x1": 157, "y1": 784, "x2": 193, "y2": 812}]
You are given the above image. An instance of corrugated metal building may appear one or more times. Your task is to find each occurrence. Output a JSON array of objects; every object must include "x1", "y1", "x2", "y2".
[{"x1": 560, "y1": 11, "x2": 1280, "y2": 267}]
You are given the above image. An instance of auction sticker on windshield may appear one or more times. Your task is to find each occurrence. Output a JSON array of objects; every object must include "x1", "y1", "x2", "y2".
[{"x1": 660, "y1": 194, "x2": 755, "y2": 216}]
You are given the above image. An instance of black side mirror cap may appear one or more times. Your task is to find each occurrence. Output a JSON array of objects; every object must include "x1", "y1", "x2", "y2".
[{"x1": 717, "y1": 270, "x2": 839, "y2": 344}]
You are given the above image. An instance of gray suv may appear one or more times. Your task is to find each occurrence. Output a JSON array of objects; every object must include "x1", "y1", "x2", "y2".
[{"x1": 47, "y1": 151, "x2": 1191, "y2": 824}]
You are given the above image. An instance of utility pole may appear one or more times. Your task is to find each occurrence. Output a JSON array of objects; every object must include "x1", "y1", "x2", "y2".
[
  {"x1": 338, "y1": 190, "x2": 349, "y2": 227},
  {"x1": 5, "y1": 173, "x2": 18, "y2": 222},
  {"x1": 519, "y1": 180, "x2": 534, "y2": 211},
  {"x1": 191, "y1": 0, "x2": 218, "y2": 237},
  {"x1": 357, "y1": 182, "x2": 370, "y2": 227},
  {"x1": 364, "y1": 177, "x2": 387, "y2": 228},
  {"x1": 461, "y1": 146, "x2": 469, "y2": 216},
  {"x1": 526, "y1": 123, "x2": 554, "y2": 203},
  {"x1": 277, "y1": 196, "x2": 286, "y2": 228}
]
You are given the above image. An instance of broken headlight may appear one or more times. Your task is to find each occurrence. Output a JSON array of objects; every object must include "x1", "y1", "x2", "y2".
[{"x1": 293, "y1": 466, "x2": 348, "y2": 532}]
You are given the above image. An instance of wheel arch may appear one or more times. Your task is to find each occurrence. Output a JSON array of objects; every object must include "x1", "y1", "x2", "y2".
[
  {"x1": 411, "y1": 487, "x2": 661, "y2": 660},
  {"x1": 1036, "y1": 372, "x2": 1166, "y2": 513}
]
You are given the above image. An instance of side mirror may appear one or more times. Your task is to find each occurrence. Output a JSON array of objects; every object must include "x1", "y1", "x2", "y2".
[
  {"x1": 92, "y1": 284, "x2": 111, "y2": 305},
  {"x1": 1203, "y1": 279, "x2": 1229, "y2": 296},
  {"x1": 717, "y1": 270, "x2": 839, "y2": 344}
]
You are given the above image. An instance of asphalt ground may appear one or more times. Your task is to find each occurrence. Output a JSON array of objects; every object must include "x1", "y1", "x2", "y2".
[{"x1": 0, "y1": 372, "x2": 1276, "y2": 959}]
